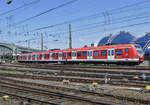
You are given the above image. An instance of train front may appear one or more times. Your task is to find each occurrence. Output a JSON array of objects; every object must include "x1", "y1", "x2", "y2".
[{"x1": 134, "y1": 44, "x2": 144, "y2": 63}]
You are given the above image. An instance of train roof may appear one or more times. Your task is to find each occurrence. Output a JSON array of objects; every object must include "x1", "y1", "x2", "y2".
[{"x1": 20, "y1": 44, "x2": 134, "y2": 56}]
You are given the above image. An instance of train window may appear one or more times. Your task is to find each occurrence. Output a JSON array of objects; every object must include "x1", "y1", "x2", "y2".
[
  {"x1": 116, "y1": 49, "x2": 122, "y2": 55},
  {"x1": 72, "y1": 52, "x2": 76, "y2": 57},
  {"x1": 63, "y1": 53, "x2": 66, "y2": 57},
  {"x1": 108, "y1": 50, "x2": 110, "y2": 56},
  {"x1": 82, "y1": 51, "x2": 87, "y2": 56},
  {"x1": 77, "y1": 52, "x2": 81, "y2": 57},
  {"x1": 68, "y1": 52, "x2": 71, "y2": 57},
  {"x1": 134, "y1": 44, "x2": 141, "y2": 49},
  {"x1": 44, "y1": 54, "x2": 49, "y2": 58},
  {"x1": 101, "y1": 50, "x2": 106, "y2": 56},
  {"x1": 125, "y1": 48, "x2": 128, "y2": 53},
  {"x1": 94, "y1": 51, "x2": 99, "y2": 56},
  {"x1": 112, "y1": 50, "x2": 114, "y2": 55},
  {"x1": 32, "y1": 55, "x2": 36, "y2": 59}
]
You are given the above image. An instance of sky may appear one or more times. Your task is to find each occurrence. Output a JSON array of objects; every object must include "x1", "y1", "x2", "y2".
[{"x1": 0, "y1": 0, "x2": 150, "y2": 50}]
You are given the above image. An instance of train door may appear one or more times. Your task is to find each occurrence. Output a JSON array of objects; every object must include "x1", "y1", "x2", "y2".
[
  {"x1": 72, "y1": 51, "x2": 76, "y2": 60},
  {"x1": 108, "y1": 49, "x2": 114, "y2": 60},
  {"x1": 49, "y1": 53, "x2": 52, "y2": 61},
  {"x1": 87, "y1": 50, "x2": 93, "y2": 60},
  {"x1": 59, "y1": 52, "x2": 62, "y2": 61},
  {"x1": 41, "y1": 54, "x2": 44, "y2": 61}
]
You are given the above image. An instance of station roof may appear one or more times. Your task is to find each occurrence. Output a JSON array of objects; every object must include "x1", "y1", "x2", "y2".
[
  {"x1": 97, "y1": 31, "x2": 150, "y2": 55},
  {"x1": 97, "y1": 35, "x2": 112, "y2": 46},
  {"x1": 0, "y1": 42, "x2": 40, "y2": 56},
  {"x1": 111, "y1": 31, "x2": 135, "y2": 44}
]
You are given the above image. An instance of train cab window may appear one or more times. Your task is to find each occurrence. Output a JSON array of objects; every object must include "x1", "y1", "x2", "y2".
[
  {"x1": 72, "y1": 52, "x2": 76, "y2": 57},
  {"x1": 116, "y1": 49, "x2": 122, "y2": 55},
  {"x1": 101, "y1": 50, "x2": 106, "y2": 56},
  {"x1": 77, "y1": 52, "x2": 81, "y2": 57},
  {"x1": 125, "y1": 48, "x2": 128, "y2": 53},
  {"x1": 82, "y1": 51, "x2": 87, "y2": 56},
  {"x1": 63, "y1": 53, "x2": 66, "y2": 57},
  {"x1": 68, "y1": 52, "x2": 71, "y2": 57},
  {"x1": 94, "y1": 51, "x2": 99, "y2": 56}
]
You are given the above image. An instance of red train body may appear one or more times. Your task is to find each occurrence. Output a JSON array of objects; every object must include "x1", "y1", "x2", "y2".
[{"x1": 18, "y1": 44, "x2": 144, "y2": 65}]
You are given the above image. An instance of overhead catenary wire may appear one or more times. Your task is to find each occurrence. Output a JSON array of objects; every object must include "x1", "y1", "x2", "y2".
[
  {"x1": 15, "y1": 11, "x2": 150, "y2": 38},
  {"x1": 0, "y1": 0, "x2": 40, "y2": 16},
  {"x1": 3, "y1": 2, "x2": 150, "y2": 47},
  {"x1": 13, "y1": 20, "x2": 150, "y2": 45},
  {"x1": 11, "y1": 0, "x2": 78, "y2": 27},
  {"x1": 3, "y1": 0, "x2": 150, "y2": 36},
  {"x1": 20, "y1": 0, "x2": 150, "y2": 33}
]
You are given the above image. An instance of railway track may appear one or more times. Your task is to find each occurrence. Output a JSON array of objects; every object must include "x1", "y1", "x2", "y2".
[
  {"x1": 0, "y1": 64, "x2": 149, "y2": 88},
  {"x1": 0, "y1": 64, "x2": 150, "y2": 104},
  {"x1": 3, "y1": 63, "x2": 150, "y2": 70},
  {"x1": 0, "y1": 72, "x2": 149, "y2": 88},
  {"x1": 0, "y1": 77, "x2": 128, "y2": 105},
  {"x1": 0, "y1": 76, "x2": 150, "y2": 105}
]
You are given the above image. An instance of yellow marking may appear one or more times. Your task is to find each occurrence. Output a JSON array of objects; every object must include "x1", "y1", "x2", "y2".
[
  {"x1": 92, "y1": 82, "x2": 98, "y2": 85},
  {"x1": 2, "y1": 95, "x2": 9, "y2": 98},
  {"x1": 146, "y1": 86, "x2": 150, "y2": 90}
]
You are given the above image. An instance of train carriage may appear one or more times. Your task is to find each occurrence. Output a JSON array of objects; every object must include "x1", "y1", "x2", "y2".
[{"x1": 18, "y1": 44, "x2": 144, "y2": 65}]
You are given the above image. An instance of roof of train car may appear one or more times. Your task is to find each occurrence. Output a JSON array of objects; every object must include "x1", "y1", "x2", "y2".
[{"x1": 19, "y1": 44, "x2": 134, "y2": 56}]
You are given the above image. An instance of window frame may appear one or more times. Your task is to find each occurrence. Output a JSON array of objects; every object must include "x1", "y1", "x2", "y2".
[
  {"x1": 82, "y1": 51, "x2": 87, "y2": 56},
  {"x1": 116, "y1": 49, "x2": 122, "y2": 55},
  {"x1": 77, "y1": 52, "x2": 81, "y2": 57},
  {"x1": 101, "y1": 50, "x2": 107, "y2": 56},
  {"x1": 93, "y1": 51, "x2": 99, "y2": 56},
  {"x1": 67, "y1": 52, "x2": 72, "y2": 57}
]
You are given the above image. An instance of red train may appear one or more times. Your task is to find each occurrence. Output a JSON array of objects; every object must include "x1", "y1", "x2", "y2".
[{"x1": 18, "y1": 44, "x2": 144, "y2": 65}]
